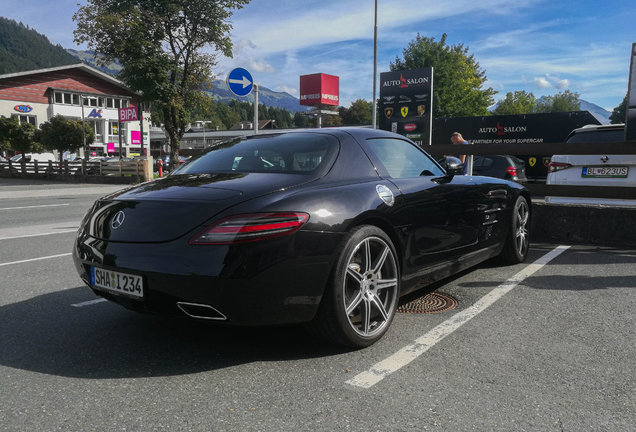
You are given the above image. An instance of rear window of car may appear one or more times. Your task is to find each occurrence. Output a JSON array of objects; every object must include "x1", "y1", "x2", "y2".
[
  {"x1": 474, "y1": 156, "x2": 494, "y2": 168},
  {"x1": 566, "y1": 129, "x2": 624, "y2": 143},
  {"x1": 171, "y1": 133, "x2": 340, "y2": 176}
]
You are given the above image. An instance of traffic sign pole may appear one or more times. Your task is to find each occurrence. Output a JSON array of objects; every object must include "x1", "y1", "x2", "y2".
[
  {"x1": 254, "y1": 84, "x2": 258, "y2": 135},
  {"x1": 227, "y1": 67, "x2": 258, "y2": 134}
]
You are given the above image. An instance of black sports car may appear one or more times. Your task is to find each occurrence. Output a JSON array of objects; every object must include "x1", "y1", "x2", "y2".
[{"x1": 73, "y1": 128, "x2": 531, "y2": 348}]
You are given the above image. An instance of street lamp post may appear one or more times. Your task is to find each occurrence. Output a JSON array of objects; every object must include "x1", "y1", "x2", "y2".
[{"x1": 372, "y1": 0, "x2": 378, "y2": 129}]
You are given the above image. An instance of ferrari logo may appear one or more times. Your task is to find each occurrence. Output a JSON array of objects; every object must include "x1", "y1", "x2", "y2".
[
  {"x1": 417, "y1": 105, "x2": 426, "y2": 116},
  {"x1": 401, "y1": 107, "x2": 408, "y2": 117},
  {"x1": 529, "y1": 157, "x2": 536, "y2": 167},
  {"x1": 384, "y1": 107, "x2": 393, "y2": 118},
  {"x1": 543, "y1": 157, "x2": 551, "y2": 167}
]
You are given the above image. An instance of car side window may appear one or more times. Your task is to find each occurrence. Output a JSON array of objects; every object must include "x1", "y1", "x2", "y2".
[{"x1": 366, "y1": 138, "x2": 444, "y2": 178}]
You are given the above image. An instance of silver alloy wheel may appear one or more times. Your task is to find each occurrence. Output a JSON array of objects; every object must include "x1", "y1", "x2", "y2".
[
  {"x1": 342, "y1": 235, "x2": 399, "y2": 338},
  {"x1": 516, "y1": 199, "x2": 530, "y2": 256}
]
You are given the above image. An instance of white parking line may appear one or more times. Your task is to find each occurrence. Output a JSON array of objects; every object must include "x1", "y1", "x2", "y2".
[
  {"x1": 0, "y1": 253, "x2": 72, "y2": 267},
  {"x1": 72, "y1": 298, "x2": 107, "y2": 307},
  {"x1": 346, "y1": 245, "x2": 570, "y2": 389},
  {"x1": 0, "y1": 204, "x2": 70, "y2": 210}
]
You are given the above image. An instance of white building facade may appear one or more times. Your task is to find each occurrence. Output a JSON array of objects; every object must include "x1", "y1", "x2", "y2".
[{"x1": 0, "y1": 64, "x2": 149, "y2": 157}]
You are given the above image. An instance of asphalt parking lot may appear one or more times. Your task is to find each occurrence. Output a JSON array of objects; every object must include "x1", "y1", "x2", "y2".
[{"x1": 1, "y1": 179, "x2": 635, "y2": 432}]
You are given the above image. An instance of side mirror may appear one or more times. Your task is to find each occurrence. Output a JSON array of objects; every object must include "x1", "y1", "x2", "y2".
[{"x1": 437, "y1": 156, "x2": 464, "y2": 176}]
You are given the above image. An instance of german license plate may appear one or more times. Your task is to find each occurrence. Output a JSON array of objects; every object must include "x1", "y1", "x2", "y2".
[
  {"x1": 582, "y1": 166, "x2": 629, "y2": 178},
  {"x1": 90, "y1": 267, "x2": 143, "y2": 299}
]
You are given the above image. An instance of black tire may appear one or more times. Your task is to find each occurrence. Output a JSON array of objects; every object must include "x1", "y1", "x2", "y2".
[
  {"x1": 306, "y1": 225, "x2": 400, "y2": 348},
  {"x1": 500, "y1": 195, "x2": 530, "y2": 264}
]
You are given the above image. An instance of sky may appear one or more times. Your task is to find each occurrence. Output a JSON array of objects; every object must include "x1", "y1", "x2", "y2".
[{"x1": 2, "y1": 0, "x2": 635, "y2": 111}]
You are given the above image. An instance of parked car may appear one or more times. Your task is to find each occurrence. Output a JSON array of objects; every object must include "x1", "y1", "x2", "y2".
[
  {"x1": 5, "y1": 152, "x2": 57, "y2": 174},
  {"x1": 472, "y1": 155, "x2": 528, "y2": 183},
  {"x1": 9, "y1": 152, "x2": 56, "y2": 163},
  {"x1": 438, "y1": 155, "x2": 528, "y2": 183},
  {"x1": 547, "y1": 123, "x2": 636, "y2": 206},
  {"x1": 155, "y1": 155, "x2": 188, "y2": 171},
  {"x1": 73, "y1": 128, "x2": 531, "y2": 348}
]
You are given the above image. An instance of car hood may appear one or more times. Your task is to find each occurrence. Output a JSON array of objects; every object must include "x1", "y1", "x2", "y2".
[{"x1": 84, "y1": 173, "x2": 316, "y2": 243}]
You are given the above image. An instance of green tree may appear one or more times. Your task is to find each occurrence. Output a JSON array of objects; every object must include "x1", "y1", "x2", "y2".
[
  {"x1": 492, "y1": 91, "x2": 537, "y2": 115},
  {"x1": 294, "y1": 111, "x2": 308, "y2": 128},
  {"x1": 610, "y1": 93, "x2": 628, "y2": 124},
  {"x1": 39, "y1": 115, "x2": 94, "y2": 162},
  {"x1": 536, "y1": 90, "x2": 581, "y2": 113},
  {"x1": 342, "y1": 99, "x2": 373, "y2": 125},
  {"x1": 390, "y1": 33, "x2": 497, "y2": 118},
  {"x1": 73, "y1": 0, "x2": 250, "y2": 169},
  {"x1": 0, "y1": 116, "x2": 40, "y2": 154}
]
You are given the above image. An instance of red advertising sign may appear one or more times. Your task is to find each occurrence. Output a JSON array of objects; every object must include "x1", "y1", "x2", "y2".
[
  {"x1": 131, "y1": 131, "x2": 141, "y2": 145},
  {"x1": 118, "y1": 106, "x2": 138, "y2": 122},
  {"x1": 299, "y1": 73, "x2": 339, "y2": 106}
]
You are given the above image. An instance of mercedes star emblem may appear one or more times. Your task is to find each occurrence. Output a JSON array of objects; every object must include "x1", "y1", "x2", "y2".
[{"x1": 111, "y1": 210, "x2": 126, "y2": 230}]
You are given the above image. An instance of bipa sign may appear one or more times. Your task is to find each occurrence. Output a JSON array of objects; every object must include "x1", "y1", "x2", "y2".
[{"x1": 118, "y1": 106, "x2": 138, "y2": 122}]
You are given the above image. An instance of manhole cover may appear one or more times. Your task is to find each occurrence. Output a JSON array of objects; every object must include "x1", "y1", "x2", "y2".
[{"x1": 397, "y1": 292, "x2": 457, "y2": 314}]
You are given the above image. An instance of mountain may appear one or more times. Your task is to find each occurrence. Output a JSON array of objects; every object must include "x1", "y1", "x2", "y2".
[
  {"x1": 64, "y1": 49, "x2": 308, "y2": 113},
  {"x1": 490, "y1": 95, "x2": 612, "y2": 124},
  {"x1": 206, "y1": 79, "x2": 310, "y2": 113},
  {"x1": 66, "y1": 49, "x2": 122, "y2": 76},
  {"x1": 0, "y1": 16, "x2": 80, "y2": 74}
]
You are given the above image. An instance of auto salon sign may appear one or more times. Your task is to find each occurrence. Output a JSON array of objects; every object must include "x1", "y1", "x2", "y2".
[
  {"x1": 432, "y1": 111, "x2": 601, "y2": 179},
  {"x1": 299, "y1": 73, "x2": 339, "y2": 106},
  {"x1": 379, "y1": 68, "x2": 433, "y2": 146}
]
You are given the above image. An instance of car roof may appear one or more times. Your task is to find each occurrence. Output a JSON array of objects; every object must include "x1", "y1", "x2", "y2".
[{"x1": 568, "y1": 123, "x2": 624, "y2": 135}]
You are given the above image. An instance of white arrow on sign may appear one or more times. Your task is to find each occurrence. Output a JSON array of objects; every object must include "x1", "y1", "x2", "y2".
[{"x1": 228, "y1": 75, "x2": 252, "y2": 88}]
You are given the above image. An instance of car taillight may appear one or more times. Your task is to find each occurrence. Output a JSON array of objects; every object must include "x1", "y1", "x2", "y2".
[
  {"x1": 547, "y1": 162, "x2": 572, "y2": 173},
  {"x1": 505, "y1": 166, "x2": 517, "y2": 176},
  {"x1": 189, "y1": 213, "x2": 309, "y2": 245}
]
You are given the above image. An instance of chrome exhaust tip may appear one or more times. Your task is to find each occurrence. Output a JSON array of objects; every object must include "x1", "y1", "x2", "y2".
[{"x1": 177, "y1": 302, "x2": 228, "y2": 321}]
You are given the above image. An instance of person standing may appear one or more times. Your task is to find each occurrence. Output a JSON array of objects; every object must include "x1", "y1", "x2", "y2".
[{"x1": 451, "y1": 132, "x2": 470, "y2": 175}]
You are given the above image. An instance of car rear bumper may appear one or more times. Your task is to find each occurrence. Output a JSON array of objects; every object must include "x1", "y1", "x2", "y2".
[{"x1": 73, "y1": 230, "x2": 344, "y2": 325}]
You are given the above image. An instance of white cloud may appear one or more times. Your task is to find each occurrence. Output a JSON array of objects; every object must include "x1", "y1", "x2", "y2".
[
  {"x1": 277, "y1": 85, "x2": 297, "y2": 96},
  {"x1": 554, "y1": 79, "x2": 570, "y2": 89},
  {"x1": 534, "y1": 77, "x2": 552, "y2": 88}
]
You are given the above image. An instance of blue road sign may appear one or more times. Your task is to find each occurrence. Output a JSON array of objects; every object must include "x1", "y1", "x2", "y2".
[{"x1": 226, "y1": 67, "x2": 253, "y2": 97}]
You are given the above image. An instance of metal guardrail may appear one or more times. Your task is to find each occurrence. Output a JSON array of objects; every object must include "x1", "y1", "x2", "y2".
[{"x1": 427, "y1": 141, "x2": 636, "y2": 199}]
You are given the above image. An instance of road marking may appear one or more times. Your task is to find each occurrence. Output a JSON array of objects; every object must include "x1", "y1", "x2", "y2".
[
  {"x1": 0, "y1": 230, "x2": 78, "y2": 240},
  {"x1": 0, "y1": 221, "x2": 80, "y2": 240},
  {"x1": 72, "y1": 298, "x2": 107, "y2": 307},
  {"x1": 346, "y1": 245, "x2": 570, "y2": 389},
  {"x1": 0, "y1": 204, "x2": 70, "y2": 210},
  {"x1": 0, "y1": 253, "x2": 72, "y2": 267}
]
